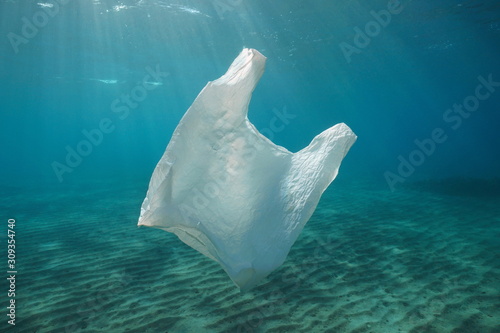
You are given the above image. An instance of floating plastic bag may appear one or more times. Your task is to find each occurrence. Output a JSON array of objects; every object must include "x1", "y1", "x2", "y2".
[{"x1": 138, "y1": 48, "x2": 357, "y2": 290}]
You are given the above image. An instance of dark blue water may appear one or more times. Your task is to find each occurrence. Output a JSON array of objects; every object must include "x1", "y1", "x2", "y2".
[{"x1": 1, "y1": 1, "x2": 499, "y2": 332}]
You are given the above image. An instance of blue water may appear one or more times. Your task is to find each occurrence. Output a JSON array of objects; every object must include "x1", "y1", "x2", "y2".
[
  {"x1": 2, "y1": 0, "x2": 499, "y2": 187},
  {"x1": 1, "y1": 0, "x2": 499, "y2": 332}
]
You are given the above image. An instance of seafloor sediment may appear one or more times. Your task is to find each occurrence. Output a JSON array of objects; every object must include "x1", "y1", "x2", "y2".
[{"x1": 3, "y1": 178, "x2": 499, "y2": 333}]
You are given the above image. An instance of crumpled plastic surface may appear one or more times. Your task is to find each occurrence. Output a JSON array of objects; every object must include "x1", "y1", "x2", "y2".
[{"x1": 138, "y1": 48, "x2": 357, "y2": 290}]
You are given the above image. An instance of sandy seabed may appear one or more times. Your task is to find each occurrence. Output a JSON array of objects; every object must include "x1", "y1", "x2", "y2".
[{"x1": 1, "y1": 178, "x2": 499, "y2": 333}]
